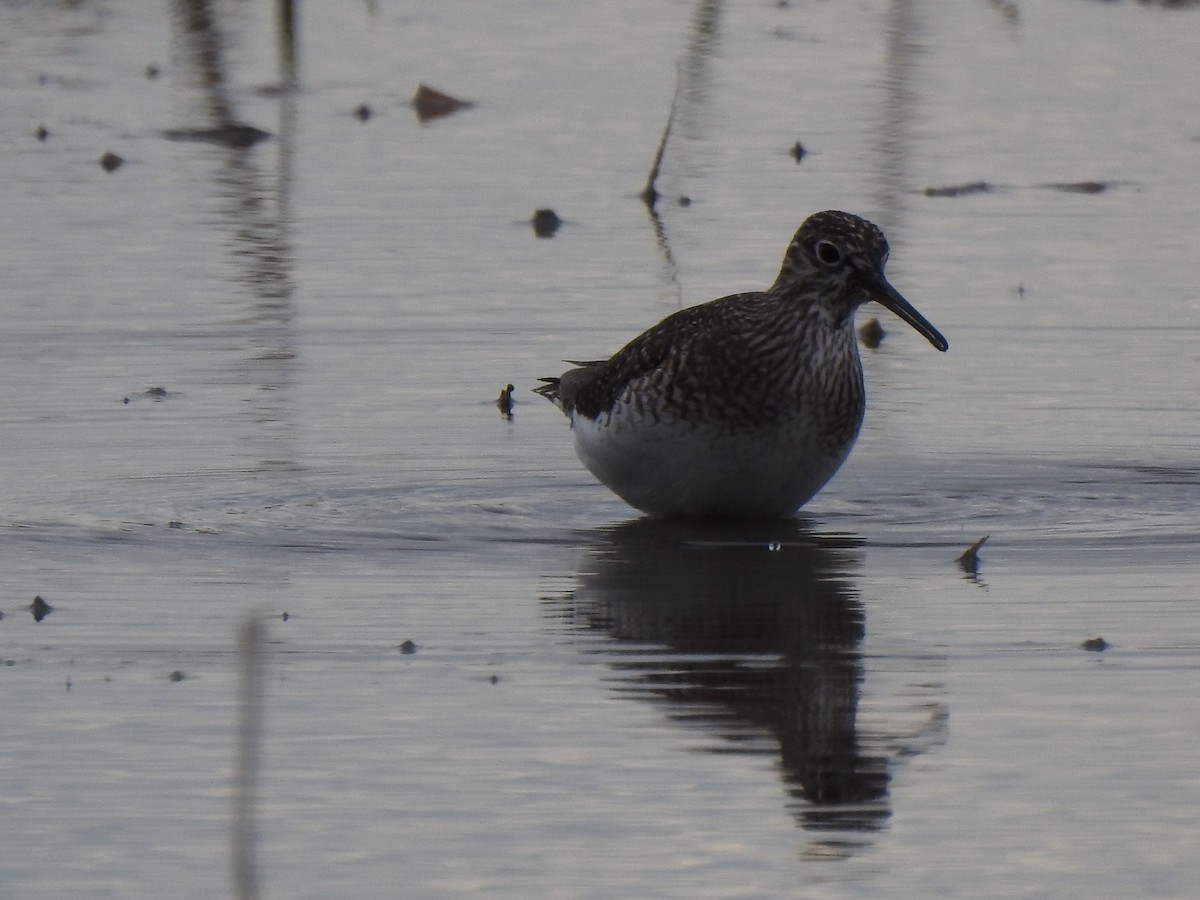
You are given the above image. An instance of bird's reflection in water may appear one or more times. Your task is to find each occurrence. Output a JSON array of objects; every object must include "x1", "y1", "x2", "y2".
[{"x1": 547, "y1": 518, "x2": 916, "y2": 856}]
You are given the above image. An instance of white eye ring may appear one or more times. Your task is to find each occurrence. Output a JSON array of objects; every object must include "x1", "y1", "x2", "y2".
[{"x1": 815, "y1": 240, "x2": 842, "y2": 266}]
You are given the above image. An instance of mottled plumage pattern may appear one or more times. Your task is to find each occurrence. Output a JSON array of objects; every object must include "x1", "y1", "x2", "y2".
[{"x1": 537, "y1": 211, "x2": 947, "y2": 518}]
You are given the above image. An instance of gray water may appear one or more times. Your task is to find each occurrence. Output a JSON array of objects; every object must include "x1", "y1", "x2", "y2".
[{"x1": 3, "y1": 1, "x2": 1200, "y2": 897}]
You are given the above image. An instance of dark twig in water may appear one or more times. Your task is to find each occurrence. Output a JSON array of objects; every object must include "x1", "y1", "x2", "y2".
[
  {"x1": 637, "y1": 74, "x2": 684, "y2": 301},
  {"x1": 956, "y1": 535, "x2": 989, "y2": 576},
  {"x1": 640, "y1": 77, "x2": 682, "y2": 210}
]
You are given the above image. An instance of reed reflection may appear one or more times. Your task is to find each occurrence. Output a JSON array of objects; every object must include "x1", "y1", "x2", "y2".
[
  {"x1": 550, "y1": 519, "x2": 892, "y2": 850},
  {"x1": 872, "y1": 0, "x2": 920, "y2": 235},
  {"x1": 169, "y1": 0, "x2": 298, "y2": 471}
]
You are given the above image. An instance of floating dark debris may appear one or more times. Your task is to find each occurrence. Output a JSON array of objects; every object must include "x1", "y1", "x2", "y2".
[
  {"x1": 253, "y1": 83, "x2": 293, "y2": 100},
  {"x1": 145, "y1": 63, "x2": 161, "y2": 80},
  {"x1": 168, "y1": 670, "x2": 187, "y2": 682},
  {"x1": 858, "y1": 317, "x2": 885, "y2": 349},
  {"x1": 123, "y1": 386, "x2": 177, "y2": 404},
  {"x1": 1040, "y1": 181, "x2": 1111, "y2": 194},
  {"x1": 989, "y1": 0, "x2": 1020, "y2": 24},
  {"x1": 99, "y1": 151, "x2": 125, "y2": 173},
  {"x1": 677, "y1": 195, "x2": 692, "y2": 207},
  {"x1": 29, "y1": 595, "x2": 54, "y2": 622},
  {"x1": 496, "y1": 383, "x2": 515, "y2": 418},
  {"x1": 353, "y1": 103, "x2": 372, "y2": 122},
  {"x1": 531, "y1": 208, "x2": 562, "y2": 238},
  {"x1": 412, "y1": 83, "x2": 474, "y2": 122},
  {"x1": 790, "y1": 140, "x2": 807, "y2": 163},
  {"x1": 35, "y1": 124, "x2": 49, "y2": 142},
  {"x1": 956, "y1": 535, "x2": 989, "y2": 576},
  {"x1": 1080, "y1": 637, "x2": 1109, "y2": 652},
  {"x1": 924, "y1": 181, "x2": 993, "y2": 198},
  {"x1": 162, "y1": 124, "x2": 271, "y2": 148},
  {"x1": 398, "y1": 640, "x2": 418, "y2": 655},
  {"x1": 280, "y1": 611, "x2": 291, "y2": 622}
]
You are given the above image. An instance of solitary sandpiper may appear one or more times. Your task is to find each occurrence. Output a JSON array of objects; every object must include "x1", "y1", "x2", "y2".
[{"x1": 535, "y1": 211, "x2": 948, "y2": 518}]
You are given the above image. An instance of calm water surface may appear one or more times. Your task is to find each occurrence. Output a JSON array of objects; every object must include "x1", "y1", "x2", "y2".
[{"x1": 2, "y1": 1, "x2": 1199, "y2": 897}]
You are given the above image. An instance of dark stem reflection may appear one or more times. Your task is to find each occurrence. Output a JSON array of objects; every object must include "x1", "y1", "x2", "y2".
[
  {"x1": 169, "y1": 0, "x2": 299, "y2": 473},
  {"x1": 546, "y1": 519, "x2": 908, "y2": 854}
]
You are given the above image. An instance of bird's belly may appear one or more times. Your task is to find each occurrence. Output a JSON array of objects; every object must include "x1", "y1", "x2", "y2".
[{"x1": 571, "y1": 407, "x2": 858, "y2": 518}]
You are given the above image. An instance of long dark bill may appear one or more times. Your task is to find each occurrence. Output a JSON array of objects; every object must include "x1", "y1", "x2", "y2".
[{"x1": 867, "y1": 269, "x2": 949, "y2": 352}]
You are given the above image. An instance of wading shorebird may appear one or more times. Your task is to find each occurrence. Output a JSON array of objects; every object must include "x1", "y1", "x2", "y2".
[{"x1": 535, "y1": 211, "x2": 948, "y2": 518}]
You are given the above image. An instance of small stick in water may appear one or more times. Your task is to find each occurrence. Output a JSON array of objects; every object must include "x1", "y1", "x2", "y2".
[{"x1": 640, "y1": 77, "x2": 682, "y2": 210}]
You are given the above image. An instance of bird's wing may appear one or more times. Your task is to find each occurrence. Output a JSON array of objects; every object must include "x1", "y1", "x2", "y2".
[
  {"x1": 536, "y1": 293, "x2": 763, "y2": 419},
  {"x1": 567, "y1": 295, "x2": 763, "y2": 419}
]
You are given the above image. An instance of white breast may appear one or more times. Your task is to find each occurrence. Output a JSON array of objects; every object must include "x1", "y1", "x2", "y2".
[{"x1": 570, "y1": 402, "x2": 856, "y2": 518}]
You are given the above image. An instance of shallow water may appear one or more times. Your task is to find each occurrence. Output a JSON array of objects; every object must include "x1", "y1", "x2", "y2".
[{"x1": 2, "y1": 1, "x2": 1200, "y2": 897}]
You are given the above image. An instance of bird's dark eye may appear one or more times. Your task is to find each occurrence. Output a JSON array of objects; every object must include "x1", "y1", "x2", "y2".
[{"x1": 815, "y1": 240, "x2": 842, "y2": 266}]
